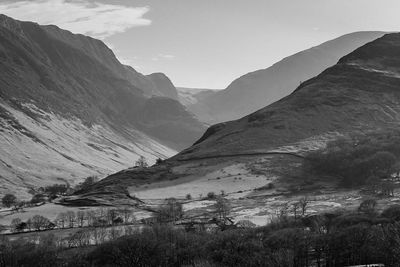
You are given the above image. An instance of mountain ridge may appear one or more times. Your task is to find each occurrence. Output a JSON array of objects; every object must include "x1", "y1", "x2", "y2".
[
  {"x1": 0, "y1": 14, "x2": 205, "y2": 197},
  {"x1": 187, "y1": 31, "x2": 386, "y2": 124}
]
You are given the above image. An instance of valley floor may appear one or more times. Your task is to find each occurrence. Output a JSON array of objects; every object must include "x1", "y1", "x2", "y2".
[{"x1": 2, "y1": 153, "x2": 400, "y2": 230}]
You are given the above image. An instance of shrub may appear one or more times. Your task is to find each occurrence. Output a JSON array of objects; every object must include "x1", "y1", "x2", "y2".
[
  {"x1": 30, "y1": 194, "x2": 46, "y2": 204},
  {"x1": 2, "y1": 194, "x2": 17, "y2": 208},
  {"x1": 382, "y1": 205, "x2": 400, "y2": 221},
  {"x1": 358, "y1": 199, "x2": 377, "y2": 214},
  {"x1": 11, "y1": 218, "x2": 23, "y2": 233},
  {"x1": 44, "y1": 184, "x2": 69, "y2": 196},
  {"x1": 207, "y1": 192, "x2": 216, "y2": 199}
]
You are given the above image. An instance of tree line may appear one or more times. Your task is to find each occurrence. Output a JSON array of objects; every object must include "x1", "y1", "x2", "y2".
[
  {"x1": 7, "y1": 207, "x2": 136, "y2": 234},
  {"x1": 2, "y1": 200, "x2": 400, "y2": 266}
]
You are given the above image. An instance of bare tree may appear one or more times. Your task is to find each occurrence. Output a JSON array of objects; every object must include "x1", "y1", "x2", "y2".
[
  {"x1": 86, "y1": 210, "x2": 97, "y2": 226},
  {"x1": 277, "y1": 202, "x2": 290, "y2": 219},
  {"x1": 215, "y1": 196, "x2": 231, "y2": 221},
  {"x1": 135, "y1": 156, "x2": 148, "y2": 168},
  {"x1": 56, "y1": 212, "x2": 67, "y2": 229},
  {"x1": 65, "y1": 211, "x2": 76, "y2": 228},
  {"x1": 292, "y1": 202, "x2": 300, "y2": 220},
  {"x1": 120, "y1": 207, "x2": 134, "y2": 224},
  {"x1": 10, "y1": 218, "x2": 22, "y2": 233},
  {"x1": 76, "y1": 210, "x2": 86, "y2": 227},
  {"x1": 299, "y1": 196, "x2": 310, "y2": 216},
  {"x1": 31, "y1": 215, "x2": 50, "y2": 231},
  {"x1": 156, "y1": 198, "x2": 183, "y2": 223},
  {"x1": 106, "y1": 209, "x2": 118, "y2": 225},
  {"x1": 97, "y1": 208, "x2": 107, "y2": 225},
  {"x1": 26, "y1": 218, "x2": 33, "y2": 231}
]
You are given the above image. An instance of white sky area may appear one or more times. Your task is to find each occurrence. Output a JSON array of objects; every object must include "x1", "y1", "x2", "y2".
[{"x1": 1, "y1": 0, "x2": 400, "y2": 89}]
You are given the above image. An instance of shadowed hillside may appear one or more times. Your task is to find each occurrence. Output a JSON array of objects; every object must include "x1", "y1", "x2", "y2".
[
  {"x1": 188, "y1": 31, "x2": 385, "y2": 124},
  {"x1": 0, "y1": 14, "x2": 205, "y2": 197}
]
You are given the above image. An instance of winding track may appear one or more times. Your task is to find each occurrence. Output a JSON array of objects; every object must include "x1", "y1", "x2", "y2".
[{"x1": 176, "y1": 151, "x2": 305, "y2": 162}]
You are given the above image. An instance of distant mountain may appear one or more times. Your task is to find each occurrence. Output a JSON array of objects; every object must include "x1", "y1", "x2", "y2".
[
  {"x1": 72, "y1": 32, "x2": 400, "y2": 204},
  {"x1": 180, "y1": 32, "x2": 400, "y2": 159},
  {"x1": 176, "y1": 87, "x2": 217, "y2": 106},
  {"x1": 0, "y1": 14, "x2": 205, "y2": 197},
  {"x1": 146, "y1": 73, "x2": 179, "y2": 100},
  {"x1": 176, "y1": 87, "x2": 217, "y2": 123},
  {"x1": 188, "y1": 31, "x2": 385, "y2": 124}
]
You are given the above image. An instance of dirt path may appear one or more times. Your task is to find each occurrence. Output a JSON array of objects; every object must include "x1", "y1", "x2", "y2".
[{"x1": 177, "y1": 152, "x2": 305, "y2": 162}]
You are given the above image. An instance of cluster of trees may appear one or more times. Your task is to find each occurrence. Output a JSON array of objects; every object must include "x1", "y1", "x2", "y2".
[
  {"x1": 134, "y1": 156, "x2": 164, "y2": 168},
  {"x1": 28, "y1": 184, "x2": 71, "y2": 205},
  {"x1": 11, "y1": 215, "x2": 54, "y2": 233},
  {"x1": 135, "y1": 156, "x2": 149, "y2": 168},
  {"x1": 2, "y1": 178, "x2": 101, "y2": 212},
  {"x1": 3, "y1": 201, "x2": 400, "y2": 266},
  {"x1": 72, "y1": 176, "x2": 99, "y2": 193},
  {"x1": 276, "y1": 196, "x2": 310, "y2": 220},
  {"x1": 9, "y1": 208, "x2": 136, "y2": 233},
  {"x1": 55, "y1": 208, "x2": 135, "y2": 228},
  {"x1": 1, "y1": 183, "x2": 77, "y2": 210},
  {"x1": 304, "y1": 129, "x2": 400, "y2": 187}
]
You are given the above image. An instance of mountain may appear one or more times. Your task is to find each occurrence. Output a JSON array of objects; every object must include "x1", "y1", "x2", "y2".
[
  {"x1": 188, "y1": 31, "x2": 386, "y2": 124},
  {"x1": 146, "y1": 73, "x2": 179, "y2": 100},
  {"x1": 176, "y1": 87, "x2": 217, "y2": 107},
  {"x1": 0, "y1": 14, "x2": 205, "y2": 197},
  {"x1": 43, "y1": 24, "x2": 180, "y2": 100},
  {"x1": 180, "y1": 32, "x2": 400, "y2": 159},
  {"x1": 176, "y1": 87, "x2": 217, "y2": 123},
  {"x1": 69, "y1": 32, "x2": 400, "y2": 206}
]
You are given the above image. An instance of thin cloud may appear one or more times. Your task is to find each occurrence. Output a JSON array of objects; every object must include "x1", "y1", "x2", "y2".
[
  {"x1": 0, "y1": 0, "x2": 151, "y2": 39},
  {"x1": 159, "y1": 54, "x2": 175, "y2": 59},
  {"x1": 152, "y1": 54, "x2": 176, "y2": 61}
]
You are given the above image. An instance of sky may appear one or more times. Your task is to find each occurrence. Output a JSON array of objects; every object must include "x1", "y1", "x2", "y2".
[{"x1": 1, "y1": 0, "x2": 400, "y2": 89}]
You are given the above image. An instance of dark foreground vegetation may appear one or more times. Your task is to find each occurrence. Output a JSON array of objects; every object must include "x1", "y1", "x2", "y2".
[
  {"x1": 304, "y1": 129, "x2": 400, "y2": 188},
  {"x1": 2, "y1": 202, "x2": 400, "y2": 267}
]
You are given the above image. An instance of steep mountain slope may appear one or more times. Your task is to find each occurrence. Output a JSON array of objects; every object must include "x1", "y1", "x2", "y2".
[
  {"x1": 180, "y1": 33, "x2": 400, "y2": 159},
  {"x1": 71, "y1": 32, "x2": 400, "y2": 206},
  {"x1": 43, "y1": 24, "x2": 180, "y2": 100},
  {"x1": 0, "y1": 14, "x2": 204, "y2": 197},
  {"x1": 146, "y1": 73, "x2": 179, "y2": 100},
  {"x1": 189, "y1": 31, "x2": 385, "y2": 124}
]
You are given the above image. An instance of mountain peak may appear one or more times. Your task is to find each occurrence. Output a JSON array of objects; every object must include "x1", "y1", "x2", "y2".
[
  {"x1": 0, "y1": 14, "x2": 26, "y2": 38},
  {"x1": 0, "y1": 14, "x2": 205, "y2": 197},
  {"x1": 186, "y1": 31, "x2": 386, "y2": 124},
  {"x1": 177, "y1": 32, "x2": 400, "y2": 160}
]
